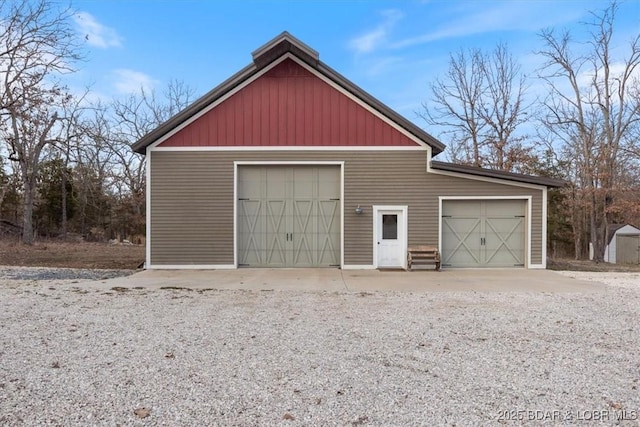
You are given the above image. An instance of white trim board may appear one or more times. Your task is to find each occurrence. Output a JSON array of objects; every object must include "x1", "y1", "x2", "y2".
[
  {"x1": 151, "y1": 146, "x2": 428, "y2": 152},
  {"x1": 145, "y1": 153, "x2": 151, "y2": 269},
  {"x1": 146, "y1": 264, "x2": 236, "y2": 270},
  {"x1": 341, "y1": 265, "x2": 376, "y2": 270}
]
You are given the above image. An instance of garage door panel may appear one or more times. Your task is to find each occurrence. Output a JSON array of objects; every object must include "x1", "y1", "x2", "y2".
[
  {"x1": 317, "y1": 167, "x2": 340, "y2": 199},
  {"x1": 238, "y1": 168, "x2": 264, "y2": 199},
  {"x1": 484, "y1": 200, "x2": 525, "y2": 216},
  {"x1": 442, "y1": 217, "x2": 482, "y2": 266},
  {"x1": 265, "y1": 167, "x2": 287, "y2": 199},
  {"x1": 484, "y1": 217, "x2": 525, "y2": 266},
  {"x1": 318, "y1": 200, "x2": 340, "y2": 265},
  {"x1": 442, "y1": 200, "x2": 526, "y2": 268},
  {"x1": 292, "y1": 199, "x2": 314, "y2": 266},
  {"x1": 238, "y1": 166, "x2": 340, "y2": 267},
  {"x1": 292, "y1": 168, "x2": 315, "y2": 198},
  {"x1": 238, "y1": 200, "x2": 264, "y2": 265},
  {"x1": 265, "y1": 232, "x2": 287, "y2": 266}
]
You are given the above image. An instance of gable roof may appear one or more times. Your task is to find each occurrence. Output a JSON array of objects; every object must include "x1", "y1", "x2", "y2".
[
  {"x1": 132, "y1": 32, "x2": 445, "y2": 154},
  {"x1": 430, "y1": 160, "x2": 567, "y2": 188},
  {"x1": 607, "y1": 223, "x2": 640, "y2": 244}
]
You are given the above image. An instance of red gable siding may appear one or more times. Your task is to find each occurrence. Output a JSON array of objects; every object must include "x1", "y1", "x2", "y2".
[{"x1": 158, "y1": 59, "x2": 420, "y2": 148}]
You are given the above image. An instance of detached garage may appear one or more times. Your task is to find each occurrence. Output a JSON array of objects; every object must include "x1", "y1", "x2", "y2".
[{"x1": 133, "y1": 32, "x2": 563, "y2": 270}]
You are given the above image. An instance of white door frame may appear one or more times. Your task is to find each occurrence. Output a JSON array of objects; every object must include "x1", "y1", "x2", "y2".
[{"x1": 372, "y1": 205, "x2": 408, "y2": 269}]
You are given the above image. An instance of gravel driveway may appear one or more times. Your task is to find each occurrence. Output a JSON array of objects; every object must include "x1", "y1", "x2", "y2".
[{"x1": 1, "y1": 268, "x2": 639, "y2": 426}]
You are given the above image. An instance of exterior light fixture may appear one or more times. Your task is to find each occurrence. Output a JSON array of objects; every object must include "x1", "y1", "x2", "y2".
[{"x1": 355, "y1": 205, "x2": 364, "y2": 215}]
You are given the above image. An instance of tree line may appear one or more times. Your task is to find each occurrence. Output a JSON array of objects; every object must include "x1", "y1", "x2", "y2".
[
  {"x1": 0, "y1": 0, "x2": 194, "y2": 245},
  {"x1": 0, "y1": 0, "x2": 638, "y2": 263}
]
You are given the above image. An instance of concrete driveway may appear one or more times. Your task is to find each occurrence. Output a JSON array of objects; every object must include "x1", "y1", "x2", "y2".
[{"x1": 76, "y1": 268, "x2": 606, "y2": 292}]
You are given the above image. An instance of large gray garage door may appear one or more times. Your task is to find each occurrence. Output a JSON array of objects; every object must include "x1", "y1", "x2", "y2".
[
  {"x1": 238, "y1": 166, "x2": 341, "y2": 267},
  {"x1": 442, "y1": 200, "x2": 525, "y2": 268}
]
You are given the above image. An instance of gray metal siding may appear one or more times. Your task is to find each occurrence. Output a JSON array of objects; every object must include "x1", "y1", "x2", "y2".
[{"x1": 149, "y1": 151, "x2": 544, "y2": 266}]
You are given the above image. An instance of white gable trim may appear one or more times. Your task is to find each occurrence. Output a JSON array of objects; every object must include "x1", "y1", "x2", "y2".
[
  {"x1": 148, "y1": 53, "x2": 429, "y2": 152},
  {"x1": 151, "y1": 145, "x2": 427, "y2": 152}
]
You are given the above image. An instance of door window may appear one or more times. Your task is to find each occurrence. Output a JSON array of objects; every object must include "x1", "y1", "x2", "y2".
[{"x1": 382, "y1": 214, "x2": 398, "y2": 240}]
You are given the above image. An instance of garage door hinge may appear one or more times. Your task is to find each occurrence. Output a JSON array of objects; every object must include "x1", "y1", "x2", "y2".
[
  {"x1": 442, "y1": 215, "x2": 452, "y2": 218},
  {"x1": 515, "y1": 215, "x2": 525, "y2": 218},
  {"x1": 329, "y1": 198, "x2": 340, "y2": 201},
  {"x1": 238, "y1": 198, "x2": 250, "y2": 201}
]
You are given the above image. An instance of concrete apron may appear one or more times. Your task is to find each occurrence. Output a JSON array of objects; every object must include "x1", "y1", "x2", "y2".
[{"x1": 72, "y1": 268, "x2": 606, "y2": 293}]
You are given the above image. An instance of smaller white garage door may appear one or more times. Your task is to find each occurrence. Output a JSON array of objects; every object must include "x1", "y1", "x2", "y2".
[{"x1": 442, "y1": 200, "x2": 526, "y2": 268}]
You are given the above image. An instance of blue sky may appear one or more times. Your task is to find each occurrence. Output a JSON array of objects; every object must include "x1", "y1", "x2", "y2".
[{"x1": 70, "y1": 0, "x2": 639, "y2": 132}]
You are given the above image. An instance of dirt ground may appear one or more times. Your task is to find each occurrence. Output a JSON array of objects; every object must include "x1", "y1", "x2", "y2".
[
  {"x1": 547, "y1": 258, "x2": 640, "y2": 272},
  {"x1": 0, "y1": 239, "x2": 145, "y2": 269}
]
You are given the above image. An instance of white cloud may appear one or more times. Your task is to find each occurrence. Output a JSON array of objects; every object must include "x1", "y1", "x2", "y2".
[
  {"x1": 112, "y1": 69, "x2": 158, "y2": 94},
  {"x1": 73, "y1": 12, "x2": 122, "y2": 48},
  {"x1": 576, "y1": 61, "x2": 640, "y2": 91},
  {"x1": 391, "y1": 2, "x2": 585, "y2": 49},
  {"x1": 348, "y1": 9, "x2": 403, "y2": 54}
]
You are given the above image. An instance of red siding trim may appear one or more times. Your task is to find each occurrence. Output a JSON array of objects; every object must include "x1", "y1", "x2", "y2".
[{"x1": 159, "y1": 59, "x2": 420, "y2": 148}]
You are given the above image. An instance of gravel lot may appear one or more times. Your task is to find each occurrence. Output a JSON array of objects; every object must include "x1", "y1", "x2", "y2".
[{"x1": 1, "y1": 268, "x2": 639, "y2": 426}]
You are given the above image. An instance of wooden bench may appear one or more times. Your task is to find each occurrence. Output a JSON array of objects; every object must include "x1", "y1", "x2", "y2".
[{"x1": 407, "y1": 245, "x2": 441, "y2": 271}]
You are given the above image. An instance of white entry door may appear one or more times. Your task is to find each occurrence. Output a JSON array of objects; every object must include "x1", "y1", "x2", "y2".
[{"x1": 374, "y1": 206, "x2": 407, "y2": 268}]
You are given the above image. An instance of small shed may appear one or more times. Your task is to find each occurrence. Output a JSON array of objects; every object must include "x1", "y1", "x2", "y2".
[{"x1": 605, "y1": 224, "x2": 640, "y2": 264}]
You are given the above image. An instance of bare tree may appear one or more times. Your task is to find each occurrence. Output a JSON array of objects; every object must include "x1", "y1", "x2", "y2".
[
  {"x1": 0, "y1": 0, "x2": 81, "y2": 244},
  {"x1": 422, "y1": 44, "x2": 531, "y2": 171},
  {"x1": 537, "y1": 0, "x2": 640, "y2": 261},
  {"x1": 478, "y1": 43, "x2": 531, "y2": 171},
  {"x1": 109, "y1": 79, "x2": 195, "y2": 200},
  {"x1": 422, "y1": 48, "x2": 485, "y2": 166},
  {"x1": 71, "y1": 103, "x2": 116, "y2": 238},
  {"x1": 80, "y1": 80, "x2": 196, "y2": 240}
]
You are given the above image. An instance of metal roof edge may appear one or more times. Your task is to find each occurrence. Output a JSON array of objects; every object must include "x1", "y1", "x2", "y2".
[
  {"x1": 430, "y1": 160, "x2": 567, "y2": 188},
  {"x1": 252, "y1": 31, "x2": 319, "y2": 62}
]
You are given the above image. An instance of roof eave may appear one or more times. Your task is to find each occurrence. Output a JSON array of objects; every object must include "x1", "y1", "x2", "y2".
[{"x1": 430, "y1": 160, "x2": 567, "y2": 188}]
